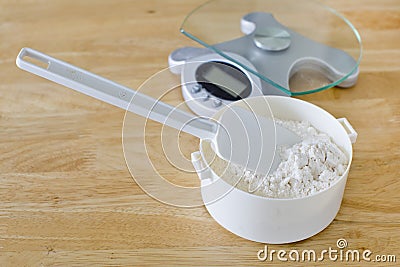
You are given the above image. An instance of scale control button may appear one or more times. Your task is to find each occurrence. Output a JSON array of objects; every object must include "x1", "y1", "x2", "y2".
[
  {"x1": 212, "y1": 99, "x2": 222, "y2": 107},
  {"x1": 191, "y1": 84, "x2": 202, "y2": 94},
  {"x1": 200, "y1": 92, "x2": 209, "y2": 101}
]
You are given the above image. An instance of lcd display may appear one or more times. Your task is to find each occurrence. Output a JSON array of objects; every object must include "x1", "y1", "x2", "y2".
[{"x1": 202, "y1": 65, "x2": 248, "y2": 97}]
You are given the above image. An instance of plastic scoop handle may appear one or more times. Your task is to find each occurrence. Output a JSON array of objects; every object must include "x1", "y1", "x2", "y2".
[{"x1": 16, "y1": 48, "x2": 217, "y2": 140}]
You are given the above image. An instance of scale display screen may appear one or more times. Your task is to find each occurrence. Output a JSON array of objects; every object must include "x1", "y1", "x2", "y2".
[
  {"x1": 202, "y1": 65, "x2": 247, "y2": 97},
  {"x1": 195, "y1": 61, "x2": 252, "y2": 101}
]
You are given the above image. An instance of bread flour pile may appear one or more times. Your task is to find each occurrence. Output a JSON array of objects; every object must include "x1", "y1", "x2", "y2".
[{"x1": 212, "y1": 119, "x2": 348, "y2": 199}]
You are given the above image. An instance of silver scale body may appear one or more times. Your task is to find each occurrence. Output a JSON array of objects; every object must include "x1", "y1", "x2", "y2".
[{"x1": 168, "y1": 12, "x2": 359, "y2": 117}]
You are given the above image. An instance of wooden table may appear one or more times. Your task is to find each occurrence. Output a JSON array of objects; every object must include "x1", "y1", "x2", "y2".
[{"x1": 1, "y1": 0, "x2": 399, "y2": 266}]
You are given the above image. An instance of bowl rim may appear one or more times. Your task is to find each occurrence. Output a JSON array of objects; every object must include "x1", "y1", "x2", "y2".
[{"x1": 198, "y1": 95, "x2": 354, "y2": 201}]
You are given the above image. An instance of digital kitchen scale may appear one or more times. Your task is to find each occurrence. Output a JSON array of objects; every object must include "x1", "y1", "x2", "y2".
[{"x1": 168, "y1": 0, "x2": 362, "y2": 117}]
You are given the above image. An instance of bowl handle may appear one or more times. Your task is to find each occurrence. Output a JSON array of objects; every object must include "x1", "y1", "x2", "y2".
[
  {"x1": 337, "y1": 118, "x2": 358, "y2": 144},
  {"x1": 191, "y1": 151, "x2": 215, "y2": 185}
]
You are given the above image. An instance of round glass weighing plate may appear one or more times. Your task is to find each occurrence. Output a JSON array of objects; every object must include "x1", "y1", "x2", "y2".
[{"x1": 180, "y1": 0, "x2": 362, "y2": 96}]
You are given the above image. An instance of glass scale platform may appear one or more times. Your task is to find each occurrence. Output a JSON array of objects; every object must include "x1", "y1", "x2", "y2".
[{"x1": 175, "y1": 0, "x2": 362, "y2": 96}]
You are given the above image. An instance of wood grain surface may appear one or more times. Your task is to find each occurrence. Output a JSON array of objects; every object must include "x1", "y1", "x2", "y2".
[{"x1": 0, "y1": 0, "x2": 399, "y2": 266}]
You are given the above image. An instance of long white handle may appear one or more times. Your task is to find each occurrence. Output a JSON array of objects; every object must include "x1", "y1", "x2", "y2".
[{"x1": 16, "y1": 48, "x2": 217, "y2": 139}]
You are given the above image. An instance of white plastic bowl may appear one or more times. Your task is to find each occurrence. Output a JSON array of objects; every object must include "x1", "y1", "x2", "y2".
[{"x1": 191, "y1": 96, "x2": 357, "y2": 244}]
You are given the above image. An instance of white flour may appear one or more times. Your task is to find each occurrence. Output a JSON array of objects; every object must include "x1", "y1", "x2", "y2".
[{"x1": 211, "y1": 119, "x2": 348, "y2": 199}]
